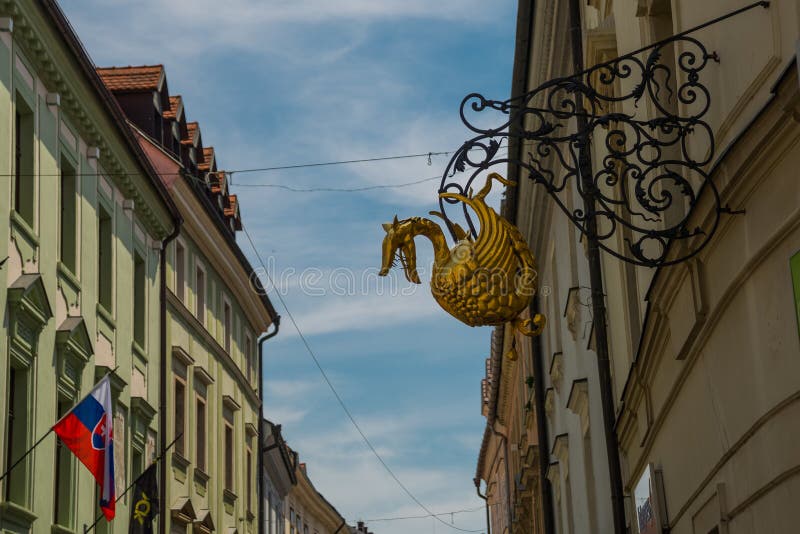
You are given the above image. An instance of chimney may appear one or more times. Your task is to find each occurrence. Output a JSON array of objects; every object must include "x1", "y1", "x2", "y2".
[{"x1": 357, "y1": 522, "x2": 364, "y2": 532}]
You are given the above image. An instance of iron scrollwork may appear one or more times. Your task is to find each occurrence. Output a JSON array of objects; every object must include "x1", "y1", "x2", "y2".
[{"x1": 438, "y1": 3, "x2": 768, "y2": 267}]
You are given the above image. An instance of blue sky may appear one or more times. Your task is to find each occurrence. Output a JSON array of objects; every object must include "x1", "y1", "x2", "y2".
[{"x1": 63, "y1": 1, "x2": 518, "y2": 531}]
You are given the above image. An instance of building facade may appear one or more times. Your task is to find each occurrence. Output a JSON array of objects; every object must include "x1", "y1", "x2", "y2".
[
  {"x1": 97, "y1": 65, "x2": 279, "y2": 534},
  {"x1": 262, "y1": 421, "x2": 295, "y2": 534},
  {"x1": 477, "y1": 327, "x2": 544, "y2": 534},
  {"x1": 477, "y1": 0, "x2": 800, "y2": 533},
  {"x1": 0, "y1": 2, "x2": 178, "y2": 534},
  {"x1": 283, "y1": 457, "x2": 345, "y2": 534}
]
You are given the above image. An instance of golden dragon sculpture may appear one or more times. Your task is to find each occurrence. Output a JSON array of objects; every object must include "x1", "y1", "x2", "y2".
[{"x1": 379, "y1": 173, "x2": 545, "y2": 341}]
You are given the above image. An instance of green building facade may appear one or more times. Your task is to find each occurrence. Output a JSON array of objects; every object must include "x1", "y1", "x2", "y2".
[{"x1": 0, "y1": 3, "x2": 177, "y2": 534}]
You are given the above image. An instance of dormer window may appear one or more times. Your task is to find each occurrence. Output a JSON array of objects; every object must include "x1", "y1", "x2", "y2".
[
  {"x1": 171, "y1": 122, "x2": 180, "y2": 155},
  {"x1": 152, "y1": 92, "x2": 163, "y2": 144}
]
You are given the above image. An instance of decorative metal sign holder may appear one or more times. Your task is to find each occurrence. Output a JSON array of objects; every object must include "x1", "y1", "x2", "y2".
[{"x1": 437, "y1": 2, "x2": 769, "y2": 533}]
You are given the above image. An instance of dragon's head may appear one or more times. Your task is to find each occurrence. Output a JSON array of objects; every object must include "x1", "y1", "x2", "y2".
[{"x1": 379, "y1": 215, "x2": 421, "y2": 284}]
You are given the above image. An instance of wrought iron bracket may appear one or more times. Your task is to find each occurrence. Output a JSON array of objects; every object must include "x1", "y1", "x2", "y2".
[{"x1": 439, "y1": 1, "x2": 769, "y2": 267}]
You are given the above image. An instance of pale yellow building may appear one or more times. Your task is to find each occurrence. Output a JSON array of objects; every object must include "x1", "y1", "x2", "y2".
[
  {"x1": 98, "y1": 66, "x2": 279, "y2": 534},
  {"x1": 283, "y1": 456, "x2": 346, "y2": 534}
]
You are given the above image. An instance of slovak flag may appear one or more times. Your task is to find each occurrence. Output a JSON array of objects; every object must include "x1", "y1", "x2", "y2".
[{"x1": 53, "y1": 376, "x2": 116, "y2": 520}]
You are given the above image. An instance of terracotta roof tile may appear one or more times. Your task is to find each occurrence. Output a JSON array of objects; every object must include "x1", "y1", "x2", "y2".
[
  {"x1": 225, "y1": 195, "x2": 242, "y2": 231},
  {"x1": 163, "y1": 95, "x2": 182, "y2": 119},
  {"x1": 224, "y1": 195, "x2": 238, "y2": 217},
  {"x1": 198, "y1": 147, "x2": 214, "y2": 172},
  {"x1": 210, "y1": 171, "x2": 226, "y2": 194},
  {"x1": 182, "y1": 121, "x2": 199, "y2": 144},
  {"x1": 96, "y1": 65, "x2": 164, "y2": 92}
]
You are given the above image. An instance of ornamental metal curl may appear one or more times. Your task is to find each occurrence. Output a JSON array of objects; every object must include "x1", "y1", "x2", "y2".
[{"x1": 438, "y1": 3, "x2": 767, "y2": 267}]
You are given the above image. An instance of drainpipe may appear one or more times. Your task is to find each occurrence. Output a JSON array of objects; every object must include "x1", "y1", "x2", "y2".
[
  {"x1": 567, "y1": 0, "x2": 627, "y2": 532},
  {"x1": 473, "y1": 477, "x2": 491, "y2": 534},
  {"x1": 159, "y1": 219, "x2": 182, "y2": 534},
  {"x1": 258, "y1": 316, "x2": 281, "y2": 534},
  {"x1": 530, "y1": 297, "x2": 555, "y2": 534}
]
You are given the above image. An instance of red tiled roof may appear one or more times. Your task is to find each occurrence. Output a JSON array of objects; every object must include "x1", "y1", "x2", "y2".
[
  {"x1": 96, "y1": 65, "x2": 163, "y2": 92},
  {"x1": 225, "y1": 195, "x2": 242, "y2": 231},
  {"x1": 198, "y1": 146, "x2": 214, "y2": 172},
  {"x1": 163, "y1": 95, "x2": 182, "y2": 119},
  {"x1": 224, "y1": 195, "x2": 238, "y2": 217},
  {"x1": 210, "y1": 171, "x2": 226, "y2": 194},
  {"x1": 182, "y1": 121, "x2": 199, "y2": 144}
]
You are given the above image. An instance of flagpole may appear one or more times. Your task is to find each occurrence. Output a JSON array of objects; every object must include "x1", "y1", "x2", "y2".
[
  {"x1": 83, "y1": 432, "x2": 182, "y2": 534},
  {"x1": 0, "y1": 366, "x2": 121, "y2": 485}
]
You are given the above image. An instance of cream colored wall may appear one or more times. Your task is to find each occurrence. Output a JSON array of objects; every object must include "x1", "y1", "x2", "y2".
[
  {"x1": 162, "y1": 179, "x2": 267, "y2": 534},
  {"x1": 582, "y1": 1, "x2": 800, "y2": 534},
  {"x1": 616, "y1": 68, "x2": 800, "y2": 533},
  {"x1": 502, "y1": 1, "x2": 800, "y2": 533},
  {"x1": 282, "y1": 471, "x2": 342, "y2": 534}
]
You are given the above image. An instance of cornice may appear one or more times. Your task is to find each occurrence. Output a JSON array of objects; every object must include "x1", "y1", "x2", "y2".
[
  {"x1": 291, "y1": 469, "x2": 344, "y2": 528},
  {"x1": 0, "y1": 0, "x2": 174, "y2": 238},
  {"x1": 172, "y1": 180, "x2": 274, "y2": 333}
]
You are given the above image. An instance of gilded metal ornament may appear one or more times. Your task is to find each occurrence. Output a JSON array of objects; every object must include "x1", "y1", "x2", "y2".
[{"x1": 379, "y1": 173, "x2": 545, "y2": 337}]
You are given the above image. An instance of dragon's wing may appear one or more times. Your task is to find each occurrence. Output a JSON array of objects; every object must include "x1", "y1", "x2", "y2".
[{"x1": 428, "y1": 211, "x2": 471, "y2": 242}]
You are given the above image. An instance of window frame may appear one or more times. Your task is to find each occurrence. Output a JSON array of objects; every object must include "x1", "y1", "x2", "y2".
[
  {"x1": 195, "y1": 261, "x2": 206, "y2": 325},
  {"x1": 223, "y1": 298, "x2": 232, "y2": 353},
  {"x1": 174, "y1": 239, "x2": 186, "y2": 303},
  {"x1": 174, "y1": 375, "x2": 187, "y2": 456},
  {"x1": 195, "y1": 393, "x2": 207, "y2": 472},
  {"x1": 97, "y1": 202, "x2": 114, "y2": 314}
]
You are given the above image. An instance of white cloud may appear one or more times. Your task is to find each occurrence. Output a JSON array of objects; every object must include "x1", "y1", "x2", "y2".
[
  {"x1": 264, "y1": 406, "x2": 308, "y2": 425},
  {"x1": 65, "y1": 0, "x2": 500, "y2": 66},
  {"x1": 275, "y1": 288, "x2": 441, "y2": 338}
]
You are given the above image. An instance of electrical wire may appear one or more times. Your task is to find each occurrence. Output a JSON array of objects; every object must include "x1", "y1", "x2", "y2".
[
  {"x1": 223, "y1": 175, "x2": 441, "y2": 192},
  {"x1": 0, "y1": 148, "x2": 456, "y2": 178},
  {"x1": 240, "y1": 223, "x2": 484, "y2": 533},
  {"x1": 364, "y1": 506, "x2": 484, "y2": 522},
  {"x1": 0, "y1": 143, "x2": 506, "y2": 182},
  {"x1": 227, "y1": 151, "x2": 451, "y2": 175}
]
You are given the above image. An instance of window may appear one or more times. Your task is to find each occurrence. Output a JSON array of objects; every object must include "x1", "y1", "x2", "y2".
[
  {"x1": 267, "y1": 493, "x2": 274, "y2": 534},
  {"x1": 195, "y1": 266, "x2": 205, "y2": 324},
  {"x1": 296, "y1": 514, "x2": 301, "y2": 534},
  {"x1": 223, "y1": 301, "x2": 231, "y2": 353},
  {"x1": 174, "y1": 377, "x2": 186, "y2": 456},
  {"x1": 59, "y1": 156, "x2": 77, "y2": 273},
  {"x1": 303, "y1": 525, "x2": 308, "y2": 534},
  {"x1": 224, "y1": 421, "x2": 234, "y2": 491},
  {"x1": 791, "y1": 250, "x2": 800, "y2": 340},
  {"x1": 54, "y1": 399, "x2": 74, "y2": 527},
  {"x1": 14, "y1": 94, "x2": 34, "y2": 225},
  {"x1": 134, "y1": 252, "x2": 146, "y2": 346},
  {"x1": 245, "y1": 334, "x2": 253, "y2": 383},
  {"x1": 131, "y1": 449, "x2": 143, "y2": 483},
  {"x1": 171, "y1": 122, "x2": 180, "y2": 156},
  {"x1": 289, "y1": 509, "x2": 295, "y2": 534},
  {"x1": 153, "y1": 109, "x2": 163, "y2": 145},
  {"x1": 98, "y1": 205, "x2": 113, "y2": 311},
  {"x1": 5, "y1": 367, "x2": 30, "y2": 505},
  {"x1": 246, "y1": 439, "x2": 253, "y2": 514},
  {"x1": 196, "y1": 395, "x2": 206, "y2": 471},
  {"x1": 175, "y1": 242, "x2": 185, "y2": 302}
]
